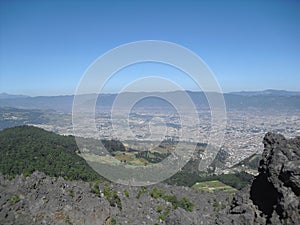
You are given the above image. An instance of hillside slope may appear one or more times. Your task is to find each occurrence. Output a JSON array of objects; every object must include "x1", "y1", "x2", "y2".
[{"x1": 0, "y1": 126, "x2": 100, "y2": 181}]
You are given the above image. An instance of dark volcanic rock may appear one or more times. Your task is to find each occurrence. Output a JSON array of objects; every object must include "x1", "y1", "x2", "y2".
[
  {"x1": 0, "y1": 172, "x2": 110, "y2": 225},
  {"x1": 0, "y1": 172, "x2": 231, "y2": 225},
  {"x1": 253, "y1": 133, "x2": 300, "y2": 224},
  {"x1": 220, "y1": 133, "x2": 300, "y2": 225}
]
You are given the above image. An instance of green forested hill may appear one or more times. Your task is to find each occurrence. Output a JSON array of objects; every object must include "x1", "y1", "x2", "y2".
[
  {"x1": 0, "y1": 125, "x2": 253, "y2": 189},
  {"x1": 0, "y1": 126, "x2": 100, "y2": 181}
]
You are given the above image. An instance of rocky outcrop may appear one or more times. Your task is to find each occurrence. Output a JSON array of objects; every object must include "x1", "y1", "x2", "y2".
[
  {"x1": 0, "y1": 172, "x2": 231, "y2": 225},
  {"x1": 0, "y1": 172, "x2": 110, "y2": 225},
  {"x1": 221, "y1": 133, "x2": 300, "y2": 224}
]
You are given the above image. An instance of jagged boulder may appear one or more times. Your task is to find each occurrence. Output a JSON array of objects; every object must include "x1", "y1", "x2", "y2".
[{"x1": 222, "y1": 133, "x2": 300, "y2": 224}]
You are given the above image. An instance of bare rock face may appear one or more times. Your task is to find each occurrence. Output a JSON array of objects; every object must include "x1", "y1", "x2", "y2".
[
  {"x1": 0, "y1": 172, "x2": 231, "y2": 225},
  {"x1": 0, "y1": 172, "x2": 110, "y2": 225},
  {"x1": 251, "y1": 132, "x2": 300, "y2": 224},
  {"x1": 223, "y1": 133, "x2": 300, "y2": 225}
]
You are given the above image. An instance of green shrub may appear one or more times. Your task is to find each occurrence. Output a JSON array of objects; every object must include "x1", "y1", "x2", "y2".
[
  {"x1": 176, "y1": 197, "x2": 194, "y2": 212},
  {"x1": 124, "y1": 189, "x2": 129, "y2": 197},
  {"x1": 103, "y1": 183, "x2": 111, "y2": 199},
  {"x1": 91, "y1": 183, "x2": 100, "y2": 197},
  {"x1": 110, "y1": 217, "x2": 116, "y2": 225},
  {"x1": 158, "y1": 206, "x2": 171, "y2": 221},
  {"x1": 136, "y1": 187, "x2": 147, "y2": 199},
  {"x1": 162, "y1": 195, "x2": 177, "y2": 205},
  {"x1": 103, "y1": 184, "x2": 122, "y2": 210},
  {"x1": 156, "y1": 204, "x2": 163, "y2": 213},
  {"x1": 68, "y1": 188, "x2": 74, "y2": 198},
  {"x1": 213, "y1": 199, "x2": 220, "y2": 212},
  {"x1": 150, "y1": 187, "x2": 165, "y2": 199},
  {"x1": 111, "y1": 190, "x2": 122, "y2": 210},
  {"x1": 10, "y1": 195, "x2": 20, "y2": 204}
]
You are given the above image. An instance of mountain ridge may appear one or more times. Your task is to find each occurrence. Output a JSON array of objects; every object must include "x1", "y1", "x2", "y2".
[
  {"x1": 1, "y1": 90, "x2": 299, "y2": 112},
  {"x1": 1, "y1": 89, "x2": 300, "y2": 98}
]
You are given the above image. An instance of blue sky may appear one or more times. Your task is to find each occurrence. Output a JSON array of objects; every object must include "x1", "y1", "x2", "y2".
[{"x1": 0, "y1": 0, "x2": 299, "y2": 96}]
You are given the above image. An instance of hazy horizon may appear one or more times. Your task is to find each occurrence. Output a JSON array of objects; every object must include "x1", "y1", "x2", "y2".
[{"x1": 2, "y1": 88, "x2": 300, "y2": 98}]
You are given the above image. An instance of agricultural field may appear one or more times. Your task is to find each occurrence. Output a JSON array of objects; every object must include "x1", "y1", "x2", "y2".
[{"x1": 192, "y1": 180, "x2": 237, "y2": 193}]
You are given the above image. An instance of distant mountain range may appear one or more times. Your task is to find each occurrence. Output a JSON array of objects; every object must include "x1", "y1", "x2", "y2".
[
  {"x1": 0, "y1": 92, "x2": 29, "y2": 99},
  {"x1": 0, "y1": 90, "x2": 299, "y2": 112},
  {"x1": 229, "y1": 89, "x2": 300, "y2": 96}
]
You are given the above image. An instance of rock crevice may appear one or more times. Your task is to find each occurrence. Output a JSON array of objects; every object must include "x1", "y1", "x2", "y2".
[{"x1": 223, "y1": 132, "x2": 300, "y2": 224}]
